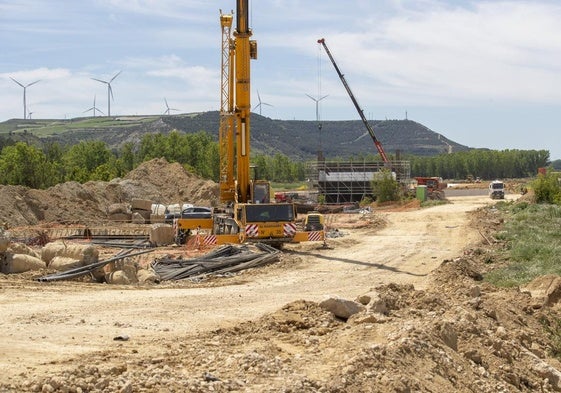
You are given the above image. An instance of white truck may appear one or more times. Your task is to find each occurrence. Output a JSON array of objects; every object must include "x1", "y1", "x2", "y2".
[{"x1": 489, "y1": 180, "x2": 505, "y2": 199}]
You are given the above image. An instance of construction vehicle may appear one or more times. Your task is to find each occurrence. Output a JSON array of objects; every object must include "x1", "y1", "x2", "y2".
[
  {"x1": 274, "y1": 191, "x2": 298, "y2": 203},
  {"x1": 414, "y1": 177, "x2": 447, "y2": 200},
  {"x1": 304, "y1": 211, "x2": 324, "y2": 232},
  {"x1": 489, "y1": 180, "x2": 505, "y2": 199},
  {"x1": 317, "y1": 38, "x2": 389, "y2": 164},
  {"x1": 174, "y1": 1, "x2": 324, "y2": 247}
]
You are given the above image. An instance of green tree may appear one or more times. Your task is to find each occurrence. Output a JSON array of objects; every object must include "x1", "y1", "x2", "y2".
[
  {"x1": 372, "y1": 170, "x2": 400, "y2": 203},
  {"x1": 119, "y1": 142, "x2": 136, "y2": 173},
  {"x1": 532, "y1": 170, "x2": 561, "y2": 204},
  {"x1": 63, "y1": 141, "x2": 114, "y2": 182},
  {"x1": 0, "y1": 142, "x2": 53, "y2": 188}
]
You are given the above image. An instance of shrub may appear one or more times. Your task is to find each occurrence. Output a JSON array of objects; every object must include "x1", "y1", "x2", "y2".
[
  {"x1": 371, "y1": 170, "x2": 400, "y2": 203},
  {"x1": 532, "y1": 170, "x2": 561, "y2": 204}
]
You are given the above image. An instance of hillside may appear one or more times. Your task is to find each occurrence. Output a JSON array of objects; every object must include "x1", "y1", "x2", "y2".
[{"x1": 0, "y1": 112, "x2": 470, "y2": 159}]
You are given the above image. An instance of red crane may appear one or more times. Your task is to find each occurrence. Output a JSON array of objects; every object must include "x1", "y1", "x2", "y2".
[{"x1": 317, "y1": 38, "x2": 389, "y2": 163}]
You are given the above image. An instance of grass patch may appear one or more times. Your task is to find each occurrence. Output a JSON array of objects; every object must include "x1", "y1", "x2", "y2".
[
  {"x1": 270, "y1": 182, "x2": 310, "y2": 192},
  {"x1": 420, "y1": 199, "x2": 449, "y2": 208},
  {"x1": 0, "y1": 116, "x2": 159, "y2": 137},
  {"x1": 485, "y1": 203, "x2": 561, "y2": 287}
]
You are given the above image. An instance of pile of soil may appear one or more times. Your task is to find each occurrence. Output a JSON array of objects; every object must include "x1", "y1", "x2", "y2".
[{"x1": 0, "y1": 158, "x2": 219, "y2": 227}]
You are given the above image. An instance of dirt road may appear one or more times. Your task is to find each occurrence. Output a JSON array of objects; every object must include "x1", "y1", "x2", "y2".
[{"x1": 0, "y1": 194, "x2": 509, "y2": 385}]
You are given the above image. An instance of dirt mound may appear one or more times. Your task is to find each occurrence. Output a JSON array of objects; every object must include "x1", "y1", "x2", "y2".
[
  {"x1": 10, "y1": 263, "x2": 561, "y2": 392},
  {"x1": 0, "y1": 158, "x2": 219, "y2": 227}
]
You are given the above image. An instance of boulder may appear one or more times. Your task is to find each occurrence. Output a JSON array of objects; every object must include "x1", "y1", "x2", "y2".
[
  {"x1": 522, "y1": 274, "x2": 561, "y2": 306},
  {"x1": 133, "y1": 209, "x2": 151, "y2": 221},
  {"x1": 137, "y1": 268, "x2": 160, "y2": 283},
  {"x1": 105, "y1": 270, "x2": 131, "y2": 285},
  {"x1": 107, "y1": 203, "x2": 129, "y2": 215},
  {"x1": 49, "y1": 256, "x2": 83, "y2": 271},
  {"x1": 8, "y1": 242, "x2": 40, "y2": 259},
  {"x1": 149, "y1": 224, "x2": 174, "y2": 246},
  {"x1": 5, "y1": 254, "x2": 46, "y2": 273},
  {"x1": 131, "y1": 198, "x2": 153, "y2": 211},
  {"x1": 41, "y1": 242, "x2": 99, "y2": 266},
  {"x1": 319, "y1": 296, "x2": 365, "y2": 319}
]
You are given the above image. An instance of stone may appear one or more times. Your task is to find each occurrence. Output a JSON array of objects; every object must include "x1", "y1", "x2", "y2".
[{"x1": 319, "y1": 296, "x2": 365, "y2": 319}]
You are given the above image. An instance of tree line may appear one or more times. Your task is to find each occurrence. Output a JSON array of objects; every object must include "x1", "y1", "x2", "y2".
[
  {"x1": 408, "y1": 149, "x2": 550, "y2": 179},
  {"x1": 0, "y1": 131, "x2": 552, "y2": 189}
]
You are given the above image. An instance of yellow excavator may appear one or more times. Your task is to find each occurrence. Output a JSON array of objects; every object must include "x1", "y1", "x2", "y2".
[{"x1": 174, "y1": 0, "x2": 324, "y2": 248}]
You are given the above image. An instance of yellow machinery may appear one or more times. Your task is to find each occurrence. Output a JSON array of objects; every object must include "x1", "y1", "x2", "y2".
[{"x1": 175, "y1": 1, "x2": 324, "y2": 247}]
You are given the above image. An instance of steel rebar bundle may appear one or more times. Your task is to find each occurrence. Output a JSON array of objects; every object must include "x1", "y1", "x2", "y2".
[{"x1": 151, "y1": 243, "x2": 280, "y2": 281}]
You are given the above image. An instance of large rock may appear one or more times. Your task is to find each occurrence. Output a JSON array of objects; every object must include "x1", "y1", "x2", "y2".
[
  {"x1": 356, "y1": 291, "x2": 388, "y2": 315},
  {"x1": 8, "y1": 242, "x2": 40, "y2": 259},
  {"x1": 137, "y1": 268, "x2": 160, "y2": 283},
  {"x1": 41, "y1": 242, "x2": 98, "y2": 266},
  {"x1": 131, "y1": 212, "x2": 146, "y2": 224},
  {"x1": 107, "y1": 203, "x2": 129, "y2": 215},
  {"x1": 149, "y1": 224, "x2": 174, "y2": 246},
  {"x1": 49, "y1": 256, "x2": 83, "y2": 271},
  {"x1": 4, "y1": 254, "x2": 46, "y2": 273},
  {"x1": 319, "y1": 296, "x2": 365, "y2": 319},
  {"x1": 522, "y1": 274, "x2": 561, "y2": 306},
  {"x1": 105, "y1": 270, "x2": 132, "y2": 285},
  {"x1": 131, "y1": 198, "x2": 153, "y2": 211}
]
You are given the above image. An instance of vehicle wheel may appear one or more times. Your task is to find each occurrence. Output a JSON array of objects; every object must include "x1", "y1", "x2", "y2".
[{"x1": 175, "y1": 230, "x2": 187, "y2": 245}]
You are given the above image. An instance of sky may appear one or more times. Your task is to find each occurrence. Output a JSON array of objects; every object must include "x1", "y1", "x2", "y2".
[{"x1": 1, "y1": 0, "x2": 560, "y2": 159}]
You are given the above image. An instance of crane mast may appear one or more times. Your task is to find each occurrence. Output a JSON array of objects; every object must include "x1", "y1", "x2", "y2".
[
  {"x1": 219, "y1": 11, "x2": 235, "y2": 203},
  {"x1": 317, "y1": 38, "x2": 389, "y2": 163},
  {"x1": 219, "y1": 1, "x2": 257, "y2": 204}
]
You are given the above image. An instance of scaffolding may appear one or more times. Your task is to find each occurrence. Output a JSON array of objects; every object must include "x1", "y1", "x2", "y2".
[{"x1": 307, "y1": 160, "x2": 411, "y2": 204}]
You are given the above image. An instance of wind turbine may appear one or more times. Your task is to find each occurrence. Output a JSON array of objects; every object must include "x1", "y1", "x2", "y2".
[
  {"x1": 10, "y1": 77, "x2": 40, "y2": 119},
  {"x1": 253, "y1": 90, "x2": 273, "y2": 116},
  {"x1": 163, "y1": 98, "x2": 179, "y2": 115},
  {"x1": 83, "y1": 95, "x2": 105, "y2": 117},
  {"x1": 91, "y1": 71, "x2": 121, "y2": 116},
  {"x1": 306, "y1": 93, "x2": 328, "y2": 157}
]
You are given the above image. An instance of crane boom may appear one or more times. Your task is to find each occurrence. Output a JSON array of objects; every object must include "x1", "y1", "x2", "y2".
[{"x1": 317, "y1": 38, "x2": 389, "y2": 163}]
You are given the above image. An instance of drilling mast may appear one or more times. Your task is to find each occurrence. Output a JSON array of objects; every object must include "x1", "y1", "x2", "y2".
[
  {"x1": 219, "y1": 11, "x2": 235, "y2": 203},
  {"x1": 219, "y1": 1, "x2": 258, "y2": 204}
]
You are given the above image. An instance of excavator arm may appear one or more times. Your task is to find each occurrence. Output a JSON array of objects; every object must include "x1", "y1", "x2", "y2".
[{"x1": 317, "y1": 38, "x2": 389, "y2": 163}]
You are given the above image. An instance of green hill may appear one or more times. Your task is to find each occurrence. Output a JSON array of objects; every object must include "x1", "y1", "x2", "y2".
[{"x1": 0, "y1": 112, "x2": 470, "y2": 159}]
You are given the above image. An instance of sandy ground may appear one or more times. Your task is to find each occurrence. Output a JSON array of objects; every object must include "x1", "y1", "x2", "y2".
[{"x1": 0, "y1": 193, "x2": 515, "y2": 386}]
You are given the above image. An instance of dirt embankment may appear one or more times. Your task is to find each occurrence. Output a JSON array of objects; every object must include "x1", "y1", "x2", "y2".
[{"x1": 0, "y1": 158, "x2": 219, "y2": 227}]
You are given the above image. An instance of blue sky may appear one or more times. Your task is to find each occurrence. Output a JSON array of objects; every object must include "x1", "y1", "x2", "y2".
[{"x1": 1, "y1": 0, "x2": 560, "y2": 159}]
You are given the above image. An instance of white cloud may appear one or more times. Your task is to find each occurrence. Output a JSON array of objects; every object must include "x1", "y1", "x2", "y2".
[
  {"x1": 313, "y1": 2, "x2": 561, "y2": 106},
  {"x1": 99, "y1": 0, "x2": 211, "y2": 21}
]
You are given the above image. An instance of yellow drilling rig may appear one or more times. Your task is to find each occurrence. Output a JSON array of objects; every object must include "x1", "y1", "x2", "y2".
[{"x1": 174, "y1": 1, "x2": 325, "y2": 247}]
